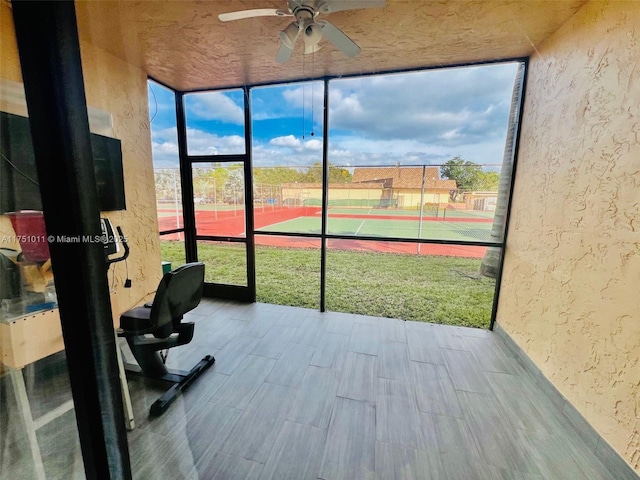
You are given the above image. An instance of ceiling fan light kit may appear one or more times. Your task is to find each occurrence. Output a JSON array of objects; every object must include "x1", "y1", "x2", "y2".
[
  {"x1": 218, "y1": 0, "x2": 386, "y2": 62},
  {"x1": 279, "y1": 22, "x2": 301, "y2": 49},
  {"x1": 303, "y1": 41, "x2": 322, "y2": 55},
  {"x1": 302, "y1": 20, "x2": 323, "y2": 44}
]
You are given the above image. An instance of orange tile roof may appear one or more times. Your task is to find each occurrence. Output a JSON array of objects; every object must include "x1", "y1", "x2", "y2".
[{"x1": 352, "y1": 167, "x2": 456, "y2": 190}]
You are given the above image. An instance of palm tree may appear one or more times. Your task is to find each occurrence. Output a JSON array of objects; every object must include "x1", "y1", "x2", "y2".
[{"x1": 479, "y1": 62, "x2": 525, "y2": 278}]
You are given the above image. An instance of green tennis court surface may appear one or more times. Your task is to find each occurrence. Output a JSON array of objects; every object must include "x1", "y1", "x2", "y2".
[
  {"x1": 259, "y1": 216, "x2": 493, "y2": 242},
  {"x1": 324, "y1": 207, "x2": 495, "y2": 219}
]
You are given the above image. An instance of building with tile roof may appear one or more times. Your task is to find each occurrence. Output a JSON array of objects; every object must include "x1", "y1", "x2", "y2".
[
  {"x1": 277, "y1": 166, "x2": 459, "y2": 209},
  {"x1": 351, "y1": 166, "x2": 457, "y2": 208}
]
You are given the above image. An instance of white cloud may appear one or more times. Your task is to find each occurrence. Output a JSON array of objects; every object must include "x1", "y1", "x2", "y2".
[
  {"x1": 150, "y1": 62, "x2": 519, "y2": 170},
  {"x1": 253, "y1": 142, "x2": 322, "y2": 167},
  {"x1": 185, "y1": 91, "x2": 244, "y2": 125},
  {"x1": 282, "y1": 84, "x2": 324, "y2": 109},
  {"x1": 270, "y1": 135, "x2": 302, "y2": 148},
  {"x1": 281, "y1": 84, "x2": 325, "y2": 125},
  {"x1": 186, "y1": 128, "x2": 244, "y2": 155},
  {"x1": 304, "y1": 139, "x2": 322, "y2": 151},
  {"x1": 269, "y1": 135, "x2": 323, "y2": 152},
  {"x1": 150, "y1": 127, "x2": 179, "y2": 166},
  {"x1": 152, "y1": 131, "x2": 505, "y2": 170},
  {"x1": 328, "y1": 62, "x2": 519, "y2": 148},
  {"x1": 440, "y1": 129, "x2": 461, "y2": 141},
  {"x1": 150, "y1": 127, "x2": 246, "y2": 166}
]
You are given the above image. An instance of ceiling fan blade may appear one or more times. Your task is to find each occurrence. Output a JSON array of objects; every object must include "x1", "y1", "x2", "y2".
[
  {"x1": 276, "y1": 43, "x2": 295, "y2": 63},
  {"x1": 318, "y1": 0, "x2": 386, "y2": 14},
  {"x1": 316, "y1": 20, "x2": 360, "y2": 57},
  {"x1": 218, "y1": 9, "x2": 290, "y2": 22}
]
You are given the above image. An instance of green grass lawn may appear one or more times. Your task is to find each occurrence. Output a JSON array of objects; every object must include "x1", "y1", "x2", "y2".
[
  {"x1": 326, "y1": 249, "x2": 495, "y2": 328},
  {"x1": 160, "y1": 241, "x2": 495, "y2": 329}
]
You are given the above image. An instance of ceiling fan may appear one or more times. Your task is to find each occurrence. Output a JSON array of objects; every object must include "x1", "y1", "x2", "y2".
[{"x1": 218, "y1": 0, "x2": 386, "y2": 63}]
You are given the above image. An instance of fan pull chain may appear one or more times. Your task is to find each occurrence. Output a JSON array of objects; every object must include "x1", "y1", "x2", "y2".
[
  {"x1": 310, "y1": 51, "x2": 315, "y2": 137},
  {"x1": 302, "y1": 52, "x2": 306, "y2": 139}
]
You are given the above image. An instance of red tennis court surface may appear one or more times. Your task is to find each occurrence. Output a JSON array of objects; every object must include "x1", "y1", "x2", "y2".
[{"x1": 158, "y1": 206, "x2": 489, "y2": 258}]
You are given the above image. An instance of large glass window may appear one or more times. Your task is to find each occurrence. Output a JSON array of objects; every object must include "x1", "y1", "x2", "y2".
[
  {"x1": 247, "y1": 63, "x2": 522, "y2": 324},
  {"x1": 149, "y1": 79, "x2": 184, "y2": 268},
  {"x1": 152, "y1": 62, "x2": 521, "y2": 327},
  {"x1": 252, "y1": 82, "x2": 324, "y2": 235},
  {"x1": 321, "y1": 64, "x2": 521, "y2": 324},
  {"x1": 327, "y1": 64, "x2": 519, "y2": 242},
  {"x1": 250, "y1": 82, "x2": 324, "y2": 308}
]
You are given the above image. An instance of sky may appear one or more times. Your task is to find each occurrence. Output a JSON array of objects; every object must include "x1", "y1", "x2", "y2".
[{"x1": 148, "y1": 62, "x2": 520, "y2": 169}]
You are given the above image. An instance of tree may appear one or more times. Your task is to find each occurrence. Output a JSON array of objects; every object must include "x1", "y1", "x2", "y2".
[
  {"x1": 192, "y1": 167, "x2": 217, "y2": 201},
  {"x1": 440, "y1": 158, "x2": 501, "y2": 202},
  {"x1": 189, "y1": 163, "x2": 245, "y2": 203},
  {"x1": 154, "y1": 169, "x2": 181, "y2": 202},
  {"x1": 440, "y1": 157, "x2": 483, "y2": 190},
  {"x1": 223, "y1": 169, "x2": 244, "y2": 204},
  {"x1": 253, "y1": 166, "x2": 303, "y2": 187},
  {"x1": 440, "y1": 157, "x2": 482, "y2": 202},
  {"x1": 253, "y1": 166, "x2": 303, "y2": 204},
  {"x1": 299, "y1": 162, "x2": 352, "y2": 183},
  {"x1": 329, "y1": 164, "x2": 352, "y2": 184},
  {"x1": 477, "y1": 171, "x2": 500, "y2": 191}
]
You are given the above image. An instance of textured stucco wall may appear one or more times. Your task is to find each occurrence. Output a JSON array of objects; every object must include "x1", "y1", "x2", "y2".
[
  {"x1": 497, "y1": 0, "x2": 640, "y2": 471},
  {"x1": 77, "y1": 38, "x2": 162, "y2": 312},
  {"x1": 0, "y1": 2, "x2": 161, "y2": 314}
]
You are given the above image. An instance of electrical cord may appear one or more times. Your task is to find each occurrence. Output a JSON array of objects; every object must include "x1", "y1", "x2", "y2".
[
  {"x1": 149, "y1": 83, "x2": 158, "y2": 123},
  {"x1": 1, "y1": 151, "x2": 39, "y2": 186}
]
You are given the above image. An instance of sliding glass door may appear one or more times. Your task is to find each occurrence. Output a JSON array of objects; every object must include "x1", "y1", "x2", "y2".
[
  {"x1": 181, "y1": 88, "x2": 255, "y2": 301},
  {"x1": 251, "y1": 81, "x2": 325, "y2": 310}
]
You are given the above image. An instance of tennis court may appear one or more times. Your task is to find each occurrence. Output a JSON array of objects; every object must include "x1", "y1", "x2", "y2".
[
  {"x1": 157, "y1": 205, "x2": 495, "y2": 258},
  {"x1": 259, "y1": 216, "x2": 492, "y2": 242},
  {"x1": 323, "y1": 207, "x2": 494, "y2": 220}
]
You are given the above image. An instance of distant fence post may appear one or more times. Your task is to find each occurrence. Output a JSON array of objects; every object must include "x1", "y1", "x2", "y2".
[
  {"x1": 417, "y1": 165, "x2": 426, "y2": 254},
  {"x1": 233, "y1": 185, "x2": 238, "y2": 215},
  {"x1": 260, "y1": 183, "x2": 264, "y2": 212},
  {"x1": 172, "y1": 168, "x2": 182, "y2": 240},
  {"x1": 214, "y1": 178, "x2": 218, "y2": 220}
]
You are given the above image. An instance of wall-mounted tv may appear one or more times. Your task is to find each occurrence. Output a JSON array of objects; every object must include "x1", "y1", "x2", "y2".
[{"x1": 0, "y1": 111, "x2": 126, "y2": 213}]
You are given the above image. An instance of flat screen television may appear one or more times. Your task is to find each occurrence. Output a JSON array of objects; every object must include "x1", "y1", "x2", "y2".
[{"x1": 0, "y1": 111, "x2": 126, "y2": 213}]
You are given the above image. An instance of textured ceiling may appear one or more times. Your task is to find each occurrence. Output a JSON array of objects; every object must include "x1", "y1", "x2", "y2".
[{"x1": 75, "y1": 0, "x2": 587, "y2": 91}]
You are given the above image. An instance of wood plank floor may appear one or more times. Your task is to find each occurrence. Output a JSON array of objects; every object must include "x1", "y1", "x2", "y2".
[{"x1": 0, "y1": 299, "x2": 628, "y2": 479}]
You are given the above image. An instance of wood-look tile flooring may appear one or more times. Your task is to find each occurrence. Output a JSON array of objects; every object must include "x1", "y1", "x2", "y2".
[
  {"x1": 0, "y1": 299, "x2": 624, "y2": 479},
  {"x1": 125, "y1": 300, "x2": 619, "y2": 479}
]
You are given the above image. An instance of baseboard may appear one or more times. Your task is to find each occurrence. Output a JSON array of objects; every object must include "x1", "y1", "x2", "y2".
[{"x1": 493, "y1": 322, "x2": 639, "y2": 480}]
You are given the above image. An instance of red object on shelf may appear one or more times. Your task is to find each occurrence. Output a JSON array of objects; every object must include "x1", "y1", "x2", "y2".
[{"x1": 6, "y1": 211, "x2": 50, "y2": 262}]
